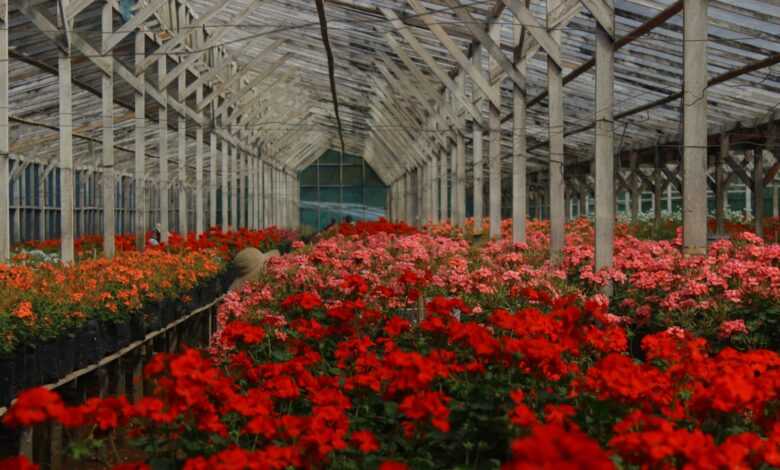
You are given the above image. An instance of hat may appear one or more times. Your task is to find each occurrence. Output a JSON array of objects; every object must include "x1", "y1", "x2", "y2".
[{"x1": 228, "y1": 247, "x2": 280, "y2": 291}]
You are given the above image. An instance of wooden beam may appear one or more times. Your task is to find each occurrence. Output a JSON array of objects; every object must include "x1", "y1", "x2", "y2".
[
  {"x1": 501, "y1": 0, "x2": 561, "y2": 68},
  {"x1": 158, "y1": 57, "x2": 169, "y2": 243},
  {"x1": 59, "y1": 0, "x2": 75, "y2": 263},
  {"x1": 512, "y1": 11, "x2": 527, "y2": 243},
  {"x1": 177, "y1": 73, "x2": 187, "y2": 235},
  {"x1": 196, "y1": 85, "x2": 205, "y2": 235},
  {"x1": 682, "y1": 0, "x2": 708, "y2": 256},
  {"x1": 160, "y1": 0, "x2": 264, "y2": 89},
  {"x1": 488, "y1": 19, "x2": 501, "y2": 239},
  {"x1": 443, "y1": 0, "x2": 528, "y2": 92},
  {"x1": 137, "y1": 0, "x2": 234, "y2": 73},
  {"x1": 102, "y1": 1, "x2": 115, "y2": 258},
  {"x1": 472, "y1": 42, "x2": 484, "y2": 235},
  {"x1": 454, "y1": 72, "x2": 466, "y2": 228},
  {"x1": 381, "y1": 7, "x2": 482, "y2": 124},
  {"x1": 0, "y1": 0, "x2": 9, "y2": 260},
  {"x1": 103, "y1": 0, "x2": 168, "y2": 53},
  {"x1": 406, "y1": 0, "x2": 501, "y2": 109},
  {"x1": 548, "y1": 0, "x2": 565, "y2": 262},
  {"x1": 134, "y1": 29, "x2": 146, "y2": 251}
]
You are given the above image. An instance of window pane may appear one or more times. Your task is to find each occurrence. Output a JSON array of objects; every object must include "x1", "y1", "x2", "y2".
[
  {"x1": 301, "y1": 187, "x2": 318, "y2": 201},
  {"x1": 342, "y1": 154, "x2": 361, "y2": 165},
  {"x1": 320, "y1": 150, "x2": 341, "y2": 165},
  {"x1": 365, "y1": 165, "x2": 383, "y2": 186},
  {"x1": 300, "y1": 166, "x2": 317, "y2": 186},
  {"x1": 300, "y1": 208, "x2": 318, "y2": 230},
  {"x1": 320, "y1": 187, "x2": 340, "y2": 203},
  {"x1": 365, "y1": 187, "x2": 387, "y2": 208},
  {"x1": 342, "y1": 165, "x2": 362, "y2": 185},
  {"x1": 319, "y1": 166, "x2": 340, "y2": 186},
  {"x1": 342, "y1": 186, "x2": 363, "y2": 205}
]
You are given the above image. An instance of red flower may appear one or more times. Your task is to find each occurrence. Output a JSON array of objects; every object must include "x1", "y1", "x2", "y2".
[
  {"x1": 503, "y1": 423, "x2": 613, "y2": 469},
  {"x1": 3, "y1": 388, "x2": 65, "y2": 427},
  {"x1": 399, "y1": 390, "x2": 451, "y2": 434},
  {"x1": 351, "y1": 429, "x2": 380, "y2": 453},
  {"x1": 0, "y1": 456, "x2": 39, "y2": 470},
  {"x1": 221, "y1": 321, "x2": 266, "y2": 346},
  {"x1": 378, "y1": 461, "x2": 409, "y2": 470}
]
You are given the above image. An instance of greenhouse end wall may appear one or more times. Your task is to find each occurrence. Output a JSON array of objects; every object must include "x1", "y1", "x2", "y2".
[{"x1": 298, "y1": 150, "x2": 388, "y2": 231}]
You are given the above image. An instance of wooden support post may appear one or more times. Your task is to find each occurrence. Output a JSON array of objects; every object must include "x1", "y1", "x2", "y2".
[
  {"x1": 472, "y1": 43, "x2": 484, "y2": 235},
  {"x1": 630, "y1": 152, "x2": 640, "y2": 221},
  {"x1": 60, "y1": 11, "x2": 75, "y2": 263},
  {"x1": 50, "y1": 422, "x2": 63, "y2": 470},
  {"x1": 101, "y1": 1, "x2": 115, "y2": 258},
  {"x1": 594, "y1": 0, "x2": 616, "y2": 272},
  {"x1": 753, "y1": 148, "x2": 764, "y2": 237},
  {"x1": 158, "y1": 58, "x2": 169, "y2": 243},
  {"x1": 654, "y1": 146, "x2": 664, "y2": 231},
  {"x1": 455, "y1": 101, "x2": 466, "y2": 227},
  {"x1": 769, "y1": 122, "x2": 778, "y2": 220},
  {"x1": 405, "y1": 171, "x2": 413, "y2": 225},
  {"x1": 222, "y1": 140, "x2": 229, "y2": 231},
  {"x1": 19, "y1": 427, "x2": 33, "y2": 460},
  {"x1": 0, "y1": 0, "x2": 9, "y2": 261},
  {"x1": 512, "y1": 18, "x2": 527, "y2": 243},
  {"x1": 231, "y1": 146, "x2": 239, "y2": 229},
  {"x1": 209, "y1": 133, "x2": 217, "y2": 229},
  {"x1": 195, "y1": 86, "x2": 205, "y2": 235},
  {"x1": 488, "y1": 20, "x2": 502, "y2": 239},
  {"x1": 132, "y1": 347, "x2": 144, "y2": 402},
  {"x1": 682, "y1": 0, "x2": 709, "y2": 255},
  {"x1": 134, "y1": 29, "x2": 146, "y2": 251},
  {"x1": 257, "y1": 159, "x2": 264, "y2": 228},
  {"x1": 178, "y1": 74, "x2": 187, "y2": 235},
  {"x1": 715, "y1": 134, "x2": 727, "y2": 235},
  {"x1": 431, "y1": 156, "x2": 439, "y2": 223},
  {"x1": 547, "y1": 0, "x2": 565, "y2": 261},
  {"x1": 440, "y1": 147, "x2": 449, "y2": 221}
]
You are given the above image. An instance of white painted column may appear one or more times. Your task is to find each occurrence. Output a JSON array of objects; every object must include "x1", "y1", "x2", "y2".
[
  {"x1": 59, "y1": 17, "x2": 75, "y2": 263},
  {"x1": 440, "y1": 147, "x2": 449, "y2": 221},
  {"x1": 594, "y1": 0, "x2": 615, "y2": 271},
  {"x1": 134, "y1": 29, "x2": 146, "y2": 250},
  {"x1": 209, "y1": 133, "x2": 217, "y2": 229},
  {"x1": 472, "y1": 43, "x2": 484, "y2": 235},
  {"x1": 231, "y1": 146, "x2": 239, "y2": 229},
  {"x1": 682, "y1": 0, "x2": 709, "y2": 255},
  {"x1": 547, "y1": 0, "x2": 565, "y2": 261},
  {"x1": 512, "y1": 19, "x2": 527, "y2": 244},
  {"x1": 101, "y1": 2, "x2": 115, "y2": 257},
  {"x1": 177, "y1": 74, "x2": 187, "y2": 235},
  {"x1": 488, "y1": 19, "x2": 502, "y2": 239},
  {"x1": 0, "y1": 0, "x2": 8, "y2": 260},
  {"x1": 158, "y1": 58, "x2": 169, "y2": 243},
  {"x1": 221, "y1": 141, "x2": 229, "y2": 231},
  {"x1": 195, "y1": 86, "x2": 205, "y2": 236}
]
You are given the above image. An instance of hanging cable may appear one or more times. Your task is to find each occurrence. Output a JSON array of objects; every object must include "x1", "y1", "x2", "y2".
[{"x1": 314, "y1": 0, "x2": 346, "y2": 158}]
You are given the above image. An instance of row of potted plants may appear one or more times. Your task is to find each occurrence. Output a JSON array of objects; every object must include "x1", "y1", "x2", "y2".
[{"x1": 0, "y1": 226, "x2": 295, "y2": 406}]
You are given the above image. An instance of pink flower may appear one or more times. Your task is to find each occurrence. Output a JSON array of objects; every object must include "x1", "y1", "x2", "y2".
[{"x1": 719, "y1": 319, "x2": 748, "y2": 338}]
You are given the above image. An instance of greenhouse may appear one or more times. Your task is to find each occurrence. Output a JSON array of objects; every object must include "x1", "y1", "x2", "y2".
[{"x1": 0, "y1": 0, "x2": 779, "y2": 468}]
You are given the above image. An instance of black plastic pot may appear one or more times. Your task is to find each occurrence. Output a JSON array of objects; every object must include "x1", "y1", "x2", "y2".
[
  {"x1": 160, "y1": 299, "x2": 177, "y2": 326},
  {"x1": 60, "y1": 334, "x2": 76, "y2": 377},
  {"x1": 98, "y1": 321, "x2": 117, "y2": 357},
  {"x1": 19, "y1": 345, "x2": 39, "y2": 389},
  {"x1": 0, "y1": 354, "x2": 15, "y2": 406},
  {"x1": 36, "y1": 339, "x2": 62, "y2": 384},
  {"x1": 130, "y1": 314, "x2": 145, "y2": 341},
  {"x1": 114, "y1": 320, "x2": 131, "y2": 350},
  {"x1": 76, "y1": 320, "x2": 100, "y2": 369},
  {"x1": 144, "y1": 302, "x2": 162, "y2": 334}
]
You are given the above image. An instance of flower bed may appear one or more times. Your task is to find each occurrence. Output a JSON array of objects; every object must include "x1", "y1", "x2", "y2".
[
  {"x1": 3, "y1": 220, "x2": 777, "y2": 469},
  {"x1": 0, "y1": 227, "x2": 297, "y2": 405}
]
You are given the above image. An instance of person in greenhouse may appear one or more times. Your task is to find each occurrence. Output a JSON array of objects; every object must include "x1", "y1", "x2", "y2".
[{"x1": 227, "y1": 247, "x2": 279, "y2": 291}]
